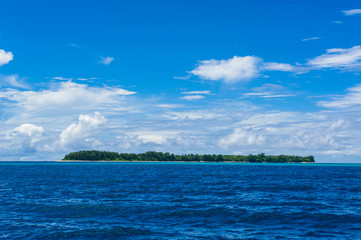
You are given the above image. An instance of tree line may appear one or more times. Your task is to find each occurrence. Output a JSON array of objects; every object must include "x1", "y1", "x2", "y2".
[{"x1": 63, "y1": 150, "x2": 315, "y2": 163}]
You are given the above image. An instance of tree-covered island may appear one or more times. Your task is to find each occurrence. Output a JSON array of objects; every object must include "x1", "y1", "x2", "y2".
[{"x1": 63, "y1": 150, "x2": 315, "y2": 163}]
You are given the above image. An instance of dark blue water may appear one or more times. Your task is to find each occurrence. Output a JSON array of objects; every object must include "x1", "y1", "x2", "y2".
[{"x1": 1, "y1": 162, "x2": 361, "y2": 239}]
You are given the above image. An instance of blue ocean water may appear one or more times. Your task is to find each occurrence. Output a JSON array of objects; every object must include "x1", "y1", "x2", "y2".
[{"x1": 0, "y1": 162, "x2": 361, "y2": 239}]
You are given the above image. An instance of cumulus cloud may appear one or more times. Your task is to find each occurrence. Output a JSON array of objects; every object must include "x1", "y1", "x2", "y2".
[
  {"x1": 190, "y1": 56, "x2": 303, "y2": 82},
  {"x1": 60, "y1": 112, "x2": 107, "y2": 148},
  {"x1": 342, "y1": 9, "x2": 361, "y2": 16},
  {"x1": 0, "y1": 81, "x2": 136, "y2": 111},
  {"x1": 190, "y1": 56, "x2": 262, "y2": 83},
  {"x1": 0, "y1": 49, "x2": 13, "y2": 66},
  {"x1": 317, "y1": 84, "x2": 361, "y2": 108},
  {"x1": 100, "y1": 56, "x2": 114, "y2": 65},
  {"x1": 5, "y1": 124, "x2": 46, "y2": 153},
  {"x1": 307, "y1": 45, "x2": 361, "y2": 69},
  {"x1": 13, "y1": 124, "x2": 45, "y2": 138}
]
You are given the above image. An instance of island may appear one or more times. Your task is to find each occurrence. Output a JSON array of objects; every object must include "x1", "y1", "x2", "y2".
[{"x1": 62, "y1": 150, "x2": 315, "y2": 163}]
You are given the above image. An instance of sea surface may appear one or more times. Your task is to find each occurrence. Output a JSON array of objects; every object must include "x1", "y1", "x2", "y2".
[{"x1": 0, "y1": 162, "x2": 361, "y2": 239}]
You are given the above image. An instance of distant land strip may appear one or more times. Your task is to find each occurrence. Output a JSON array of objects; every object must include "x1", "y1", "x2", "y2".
[{"x1": 62, "y1": 150, "x2": 315, "y2": 163}]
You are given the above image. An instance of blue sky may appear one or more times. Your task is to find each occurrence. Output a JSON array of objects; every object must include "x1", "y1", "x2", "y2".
[{"x1": 1, "y1": 0, "x2": 361, "y2": 162}]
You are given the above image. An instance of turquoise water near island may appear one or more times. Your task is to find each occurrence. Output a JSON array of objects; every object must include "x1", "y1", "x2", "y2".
[{"x1": 1, "y1": 162, "x2": 361, "y2": 239}]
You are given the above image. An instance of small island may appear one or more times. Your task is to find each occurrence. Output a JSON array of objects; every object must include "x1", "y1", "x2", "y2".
[{"x1": 62, "y1": 150, "x2": 315, "y2": 163}]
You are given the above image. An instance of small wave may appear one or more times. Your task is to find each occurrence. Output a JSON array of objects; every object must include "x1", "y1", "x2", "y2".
[
  {"x1": 250, "y1": 184, "x2": 317, "y2": 192},
  {"x1": 35, "y1": 204, "x2": 126, "y2": 218},
  {"x1": 157, "y1": 207, "x2": 247, "y2": 219},
  {"x1": 43, "y1": 226, "x2": 153, "y2": 239},
  {"x1": 302, "y1": 230, "x2": 341, "y2": 238},
  {"x1": 244, "y1": 211, "x2": 361, "y2": 225}
]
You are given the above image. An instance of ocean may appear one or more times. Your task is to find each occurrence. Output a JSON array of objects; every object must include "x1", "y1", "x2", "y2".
[{"x1": 0, "y1": 162, "x2": 360, "y2": 239}]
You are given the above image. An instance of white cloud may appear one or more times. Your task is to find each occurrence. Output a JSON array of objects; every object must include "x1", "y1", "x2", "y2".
[
  {"x1": 115, "y1": 130, "x2": 212, "y2": 152},
  {"x1": 271, "y1": 121, "x2": 345, "y2": 152},
  {"x1": 307, "y1": 45, "x2": 361, "y2": 69},
  {"x1": 51, "y1": 76, "x2": 73, "y2": 81},
  {"x1": 0, "y1": 81, "x2": 136, "y2": 111},
  {"x1": 302, "y1": 37, "x2": 320, "y2": 42},
  {"x1": 156, "y1": 104, "x2": 183, "y2": 108},
  {"x1": 242, "y1": 83, "x2": 295, "y2": 98},
  {"x1": 188, "y1": 45, "x2": 361, "y2": 84},
  {"x1": 261, "y1": 62, "x2": 295, "y2": 72},
  {"x1": 180, "y1": 95, "x2": 205, "y2": 100},
  {"x1": 174, "y1": 75, "x2": 191, "y2": 80},
  {"x1": 163, "y1": 111, "x2": 221, "y2": 120},
  {"x1": 190, "y1": 56, "x2": 261, "y2": 83},
  {"x1": 5, "y1": 76, "x2": 361, "y2": 161},
  {"x1": 190, "y1": 56, "x2": 303, "y2": 82},
  {"x1": 252, "y1": 83, "x2": 286, "y2": 92},
  {"x1": 181, "y1": 90, "x2": 211, "y2": 95},
  {"x1": 218, "y1": 127, "x2": 266, "y2": 149},
  {"x1": 243, "y1": 93, "x2": 295, "y2": 98},
  {"x1": 180, "y1": 90, "x2": 212, "y2": 101},
  {"x1": 218, "y1": 115, "x2": 348, "y2": 155},
  {"x1": 342, "y1": 9, "x2": 361, "y2": 16},
  {"x1": 136, "y1": 133, "x2": 170, "y2": 145},
  {"x1": 333, "y1": 21, "x2": 343, "y2": 24},
  {"x1": 0, "y1": 49, "x2": 13, "y2": 66},
  {"x1": 13, "y1": 124, "x2": 45, "y2": 137},
  {"x1": 4, "y1": 123, "x2": 46, "y2": 154},
  {"x1": 317, "y1": 84, "x2": 361, "y2": 108},
  {"x1": 100, "y1": 56, "x2": 114, "y2": 65},
  {"x1": 189, "y1": 46, "x2": 361, "y2": 81},
  {"x1": 236, "y1": 112, "x2": 299, "y2": 126},
  {"x1": 117, "y1": 130, "x2": 180, "y2": 147},
  {"x1": 60, "y1": 112, "x2": 107, "y2": 148},
  {"x1": 0, "y1": 75, "x2": 28, "y2": 89}
]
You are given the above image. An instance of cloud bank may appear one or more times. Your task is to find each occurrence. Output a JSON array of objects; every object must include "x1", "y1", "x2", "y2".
[{"x1": 0, "y1": 81, "x2": 136, "y2": 111}]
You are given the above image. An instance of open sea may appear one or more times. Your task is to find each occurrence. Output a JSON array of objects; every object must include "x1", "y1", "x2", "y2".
[{"x1": 0, "y1": 162, "x2": 361, "y2": 239}]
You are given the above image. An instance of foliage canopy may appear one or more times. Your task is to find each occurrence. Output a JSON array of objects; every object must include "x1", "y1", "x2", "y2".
[{"x1": 63, "y1": 150, "x2": 315, "y2": 163}]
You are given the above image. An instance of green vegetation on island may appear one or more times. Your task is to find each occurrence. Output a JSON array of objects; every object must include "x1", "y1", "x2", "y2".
[{"x1": 62, "y1": 150, "x2": 315, "y2": 163}]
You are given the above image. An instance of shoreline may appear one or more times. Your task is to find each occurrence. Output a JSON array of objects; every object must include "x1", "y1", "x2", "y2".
[{"x1": 60, "y1": 160, "x2": 314, "y2": 163}]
